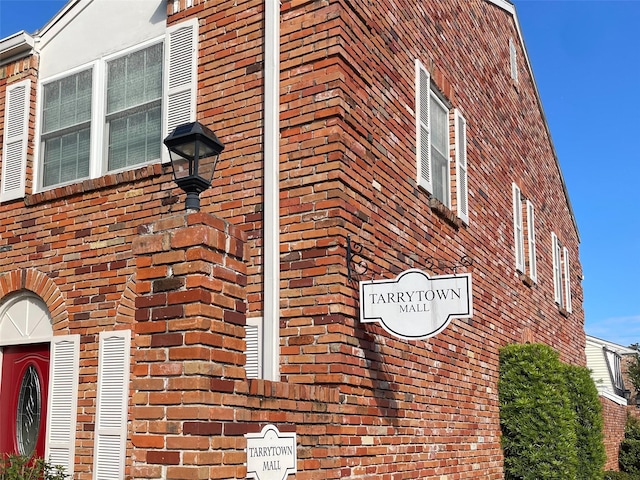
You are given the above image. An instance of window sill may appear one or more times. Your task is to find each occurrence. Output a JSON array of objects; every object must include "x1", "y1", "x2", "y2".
[
  {"x1": 558, "y1": 306, "x2": 570, "y2": 318},
  {"x1": 428, "y1": 197, "x2": 463, "y2": 229},
  {"x1": 25, "y1": 163, "x2": 166, "y2": 207},
  {"x1": 519, "y1": 273, "x2": 534, "y2": 288}
]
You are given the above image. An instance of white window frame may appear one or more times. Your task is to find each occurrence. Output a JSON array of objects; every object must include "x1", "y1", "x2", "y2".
[
  {"x1": 35, "y1": 37, "x2": 164, "y2": 191},
  {"x1": 32, "y1": 18, "x2": 198, "y2": 193}
]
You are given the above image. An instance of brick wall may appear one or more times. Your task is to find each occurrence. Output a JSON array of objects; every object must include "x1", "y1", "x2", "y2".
[
  {"x1": 0, "y1": 0, "x2": 587, "y2": 478},
  {"x1": 601, "y1": 395, "x2": 627, "y2": 471}
]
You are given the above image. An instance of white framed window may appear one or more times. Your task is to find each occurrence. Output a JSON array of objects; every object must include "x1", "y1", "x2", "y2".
[
  {"x1": 416, "y1": 59, "x2": 468, "y2": 221},
  {"x1": 552, "y1": 232, "x2": 572, "y2": 312},
  {"x1": 513, "y1": 184, "x2": 537, "y2": 282},
  {"x1": 29, "y1": 19, "x2": 198, "y2": 193}
]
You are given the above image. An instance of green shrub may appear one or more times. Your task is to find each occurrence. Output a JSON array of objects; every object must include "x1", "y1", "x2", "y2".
[
  {"x1": 499, "y1": 343, "x2": 578, "y2": 480},
  {"x1": 564, "y1": 364, "x2": 606, "y2": 479},
  {"x1": 604, "y1": 471, "x2": 637, "y2": 480},
  {"x1": 620, "y1": 415, "x2": 640, "y2": 475},
  {"x1": 0, "y1": 455, "x2": 67, "y2": 480}
]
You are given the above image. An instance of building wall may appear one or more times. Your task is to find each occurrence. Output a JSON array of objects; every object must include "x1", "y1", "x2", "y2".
[
  {"x1": 0, "y1": 0, "x2": 586, "y2": 478},
  {"x1": 601, "y1": 395, "x2": 627, "y2": 471}
]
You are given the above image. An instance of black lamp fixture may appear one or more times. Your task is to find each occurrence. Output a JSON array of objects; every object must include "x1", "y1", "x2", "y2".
[{"x1": 163, "y1": 121, "x2": 225, "y2": 211}]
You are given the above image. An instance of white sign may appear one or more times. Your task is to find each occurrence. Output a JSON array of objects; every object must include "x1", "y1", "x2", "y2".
[
  {"x1": 360, "y1": 269, "x2": 472, "y2": 340},
  {"x1": 246, "y1": 425, "x2": 297, "y2": 480}
]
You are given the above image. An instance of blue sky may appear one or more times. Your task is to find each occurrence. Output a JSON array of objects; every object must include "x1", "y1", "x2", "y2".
[{"x1": 0, "y1": 0, "x2": 638, "y2": 346}]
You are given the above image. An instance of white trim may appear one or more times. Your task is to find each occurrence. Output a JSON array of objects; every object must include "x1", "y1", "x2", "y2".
[
  {"x1": 599, "y1": 390, "x2": 628, "y2": 406},
  {"x1": 263, "y1": 0, "x2": 280, "y2": 382},
  {"x1": 586, "y1": 335, "x2": 637, "y2": 356}
]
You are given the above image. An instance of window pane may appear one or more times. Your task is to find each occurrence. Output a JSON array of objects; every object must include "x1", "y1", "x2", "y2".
[
  {"x1": 41, "y1": 70, "x2": 92, "y2": 188},
  {"x1": 430, "y1": 94, "x2": 449, "y2": 206},
  {"x1": 42, "y1": 128, "x2": 90, "y2": 187},
  {"x1": 106, "y1": 43, "x2": 163, "y2": 170}
]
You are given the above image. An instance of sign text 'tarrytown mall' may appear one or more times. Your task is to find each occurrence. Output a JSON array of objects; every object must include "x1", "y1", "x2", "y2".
[{"x1": 360, "y1": 269, "x2": 473, "y2": 340}]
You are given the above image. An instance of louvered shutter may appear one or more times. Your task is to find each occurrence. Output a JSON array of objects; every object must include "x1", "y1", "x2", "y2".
[
  {"x1": 563, "y1": 246, "x2": 572, "y2": 313},
  {"x1": 526, "y1": 200, "x2": 537, "y2": 282},
  {"x1": 512, "y1": 184, "x2": 524, "y2": 272},
  {"x1": 94, "y1": 330, "x2": 131, "y2": 480},
  {"x1": 245, "y1": 317, "x2": 263, "y2": 379},
  {"x1": 415, "y1": 60, "x2": 432, "y2": 192},
  {"x1": 509, "y1": 37, "x2": 518, "y2": 82},
  {"x1": 1, "y1": 80, "x2": 30, "y2": 201},
  {"x1": 163, "y1": 19, "x2": 198, "y2": 163},
  {"x1": 455, "y1": 110, "x2": 468, "y2": 224},
  {"x1": 552, "y1": 233, "x2": 562, "y2": 305},
  {"x1": 46, "y1": 335, "x2": 80, "y2": 477}
]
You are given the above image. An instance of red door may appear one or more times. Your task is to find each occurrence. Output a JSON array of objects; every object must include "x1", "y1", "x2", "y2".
[{"x1": 0, "y1": 344, "x2": 50, "y2": 458}]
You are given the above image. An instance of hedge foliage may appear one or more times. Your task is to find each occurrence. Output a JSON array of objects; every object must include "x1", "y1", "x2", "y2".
[
  {"x1": 499, "y1": 343, "x2": 606, "y2": 480},
  {"x1": 565, "y1": 364, "x2": 607, "y2": 479},
  {"x1": 620, "y1": 415, "x2": 640, "y2": 475}
]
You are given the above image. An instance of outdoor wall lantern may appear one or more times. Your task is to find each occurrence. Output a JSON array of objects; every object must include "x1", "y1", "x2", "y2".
[{"x1": 163, "y1": 121, "x2": 225, "y2": 211}]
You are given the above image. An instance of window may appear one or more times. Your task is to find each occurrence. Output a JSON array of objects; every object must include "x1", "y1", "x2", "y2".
[
  {"x1": 28, "y1": 20, "x2": 198, "y2": 192},
  {"x1": 416, "y1": 60, "x2": 468, "y2": 223},
  {"x1": 513, "y1": 184, "x2": 537, "y2": 282},
  {"x1": 603, "y1": 347, "x2": 626, "y2": 398},
  {"x1": 552, "y1": 232, "x2": 572, "y2": 312},
  {"x1": 106, "y1": 43, "x2": 163, "y2": 171},
  {"x1": 41, "y1": 70, "x2": 93, "y2": 187}
]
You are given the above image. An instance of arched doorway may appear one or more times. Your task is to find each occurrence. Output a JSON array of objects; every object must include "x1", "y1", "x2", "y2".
[{"x1": 0, "y1": 293, "x2": 53, "y2": 459}]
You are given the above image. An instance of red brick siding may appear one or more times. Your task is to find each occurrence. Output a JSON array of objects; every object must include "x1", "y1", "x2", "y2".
[
  {"x1": 601, "y1": 395, "x2": 627, "y2": 471},
  {"x1": 0, "y1": 0, "x2": 587, "y2": 478}
]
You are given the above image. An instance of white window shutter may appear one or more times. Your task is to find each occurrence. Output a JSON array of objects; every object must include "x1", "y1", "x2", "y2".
[
  {"x1": 245, "y1": 317, "x2": 263, "y2": 379},
  {"x1": 454, "y1": 110, "x2": 468, "y2": 224},
  {"x1": 94, "y1": 330, "x2": 131, "y2": 480},
  {"x1": 509, "y1": 37, "x2": 518, "y2": 82},
  {"x1": 552, "y1": 232, "x2": 562, "y2": 305},
  {"x1": 415, "y1": 59, "x2": 432, "y2": 193},
  {"x1": 1, "y1": 80, "x2": 30, "y2": 202},
  {"x1": 163, "y1": 19, "x2": 198, "y2": 163},
  {"x1": 563, "y1": 246, "x2": 572, "y2": 313},
  {"x1": 46, "y1": 335, "x2": 80, "y2": 477},
  {"x1": 526, "y1": 200, "x2": 537, "y2": 282},
  {"x1": 512, "y1": 183, "x2": 524, "y2": 272}
]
